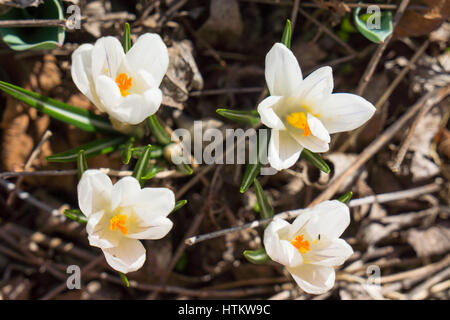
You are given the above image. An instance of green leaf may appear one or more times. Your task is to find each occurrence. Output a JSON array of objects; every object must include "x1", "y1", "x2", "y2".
[
  {"x1": 176, "y1": 162, "x2": 193, "y2": 175},
  {"x1": 338, "y1": 191, "x2": 353, "y2": 204},
  {"x1": 240, "y1": 129, "x2": 269, "y2": 193},
  {"x1": 122, "y1": 22, "x2": 131, "y2": 53},
  {"x1": 0, "y1": 0, "x2": 65, "y2": 51},
  {"x1": 146, "y1": 115, "x2": 172, "y2": 145},
  {"x1": 132, "y1": 145, "x2": 153, "y2": 183},
  {"x1": 281, "y1": 19, "x2": 292, "y2": 49},
  {"x1": 0, "y1": 81, "x2": 116, "y2": 134},
  {"x1": 175, "y1": 252, "x2": 188, "y2": 272},
  {"x1": 119, "y1": 272, "x2": 130, "y2": 287},
  {"x1": 240, "y1": 162, "x2": 261, "y2": 193},
  {"x1": 141, "y1": 165, "x2": 163, "y2": 180},
  {"x1": 300, "y1": 149, "x2": 330, "y2": 174},
  {"x1": 353, "y1": 6, "x2": 392, "y2": 44},
  {"x1": 63, "y1": 209, "x2": 87, "y2": 224},
  {"x1": 253, "y1": 178, "x2": 274, "y2": 219},
  {"x1": 119, "y1": 137, "x2": 135, "y2": 165},
  {"x1": 172, "y1": 199, "x2": 187, "y2": 213},
  {"x1": 243, "y1": 248, "x2": 271, "y2": 264},
  {"x1": 216, "y1": 108, "x2": 261, "y2": 126},
  {"x1": 47, "y1": 136, "x2": 128, "y2": 162},
  {"x1": 131, "y1": 145, "x2": 163, "y2": 159},
  {"x1": 77, "y1": 150, "x2": 88, "y2": 180},
  {"x1": 341, "y1": 15, "x2": 357, "y2": 33}
]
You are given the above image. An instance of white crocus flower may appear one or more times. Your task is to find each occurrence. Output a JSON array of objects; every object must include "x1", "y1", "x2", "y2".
[
  {"x1": 258, "y1": 43, "x2": 376, "y2": 170},
  {"x1": 77, "y1": 170, "x2": 175, "y2": 273},
  {"x1": 71, "y1": 34, "x2": 169, "y2": 125},
  {"x1": 264, "y1": 200, "x2": 353, "y2": 294}
]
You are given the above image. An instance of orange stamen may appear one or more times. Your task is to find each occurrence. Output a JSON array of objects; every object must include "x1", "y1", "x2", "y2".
[
  {"x1": 115, "y1": 73, "x2": 133, "y2": 97},
  {"x1": 110, "y1": 214, "x2": 129, "y2": 235},
  {"x1": 286, "y1": 112, "x2": 311, "y2": 136},
  {"x1": 290, "y1": 234, "x2": 311, "y2": 254}
]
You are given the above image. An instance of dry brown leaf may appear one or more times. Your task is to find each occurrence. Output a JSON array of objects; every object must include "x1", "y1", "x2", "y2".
[
  {"x1": 1, "y1": 97, "x2": 33, "y2": 171},
  {"x1": 161, "y1": 40, "x2": 204, "y2": 110},
  {"x1": 196, "y1": 0, "x2": 243, "y2": 48},
  {"x1": 437, "y1": 128, "x2": 450, "y2": 159},
  {"x1": 291, "y1": 41, "x2": 327, "y2": 72},
  {"x1": 407, "y1": 225, "x2": 450, "y2": 257},
  {"x1": 395, "y1": 0, "x2": 450, "y2": 38}
]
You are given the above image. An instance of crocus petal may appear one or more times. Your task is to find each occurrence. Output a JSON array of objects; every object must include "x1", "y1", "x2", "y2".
[
  {"x1": 91, "y1": 36, "x2": 124, "y2": 79},
  {"x1": 257, "y1": 96, "x2": 285, "y2": 130},
  {"x1": 298, "y1": 66, "x2": 333, "y2": 108},
  {"x1": 305, "y1": 200, "x2": 350, "y2": 239},
  {"x1": 125, "y1": 33, "x2": 169, "y2": 87},
  {"x1": 95, "y1": 75, "x2": 122, "y2": 111},
  {"x1": 319, "y1": 93, "x2": 376, "y2": 134},
  {"x1": 287, "y1": 209, "x2": 315, "y2": 239},
  {"x1": 287, "y1": 264, "x2": 335, "y2": 294},
  {"x1": 306, "y1": 238, "x2": 354, "y2": 267},
  {"x1": 77, "y1": 170, "x2": 113, "y2": 217},
  {"x1": 102, "y1": 238, "x2": 146, "y2": 274},
  {"x1": 86, "y1": 210, "x2": 121, "y2": 249},
  {"x1": 265, "y1": 43, "x2": 303, "y2": 97},
  {"x1": 114, "y1": 89, "x2": 162, "y2": 125},
  {"x1": 306, "y1": 113, "x2": 330, "y2": 143},
  {"x1": 111, "y1": 176, "x2": 142, "y2": 210},
  {"x1": 71, "y1": 44, "x2": 104, "y2": 110},
  {"x1": 127, "y1": 216, "x2": 173, "y2": 240},
  {"x1": 291, "y1": 133, "x2": 329, "y2": 153},
  {"x1": 264, "y1": 217, "x2": 304, "y2": 268},
  {"x1": 268, "y1": 129, "x2": 303, "y2": 170},
  {"x1": 131, "y1": 187, "x2": 176, "y2": 222}
]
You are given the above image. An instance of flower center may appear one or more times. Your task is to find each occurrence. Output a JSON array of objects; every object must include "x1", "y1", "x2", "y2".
[
  {"x1": 290, "y1": 234, "x2": 310, "y2": 254},
  {"x1": 115, "y1": 73, "x2": 133, "y2": 97},
  {"x1": 110, "y1": 213, "x2": 129, "y2": 235},
  {"x1": 286, "y1": 112, "x2": 311, "y2": 136}
]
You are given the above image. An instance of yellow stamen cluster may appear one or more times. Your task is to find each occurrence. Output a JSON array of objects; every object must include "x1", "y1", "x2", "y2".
[
  {"x1": 286, "y1": 112, "x2": 311, "y2": 136},
  {"x1": 290, "y1": 234, "x2": 311, "y2": 254},
  {"x1": 110, "y1": 214, "x2": 129, "y2": 235},
  {"x1": 115, "y1": 73, "x2": 133, "y2": 97}
]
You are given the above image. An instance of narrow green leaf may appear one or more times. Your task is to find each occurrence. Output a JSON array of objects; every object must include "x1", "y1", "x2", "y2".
[
  {"x1": 338, "y1": 191, "x2": 353, "y2": 204},
  {"x1": 47, "y1": 136, "x2": 128, "y2": 162},
  {"x1": 0, "y1": 81, "x2": 116, "y2": 134},
  {"x1": 63, "y1": 209, "x2": 87, "y2": 224},
  {"x1": 120, "y1": 137, "x2": 135, "y2": 165},
  {"x1": 281, "y1": 19, "x2": 292, "y2": 48},
  {"x1": 216, "y1": 108, "x2": 261, "y2": 126},
  {"x1": 141, "y1": 165, "x2": 163, "y2": 180},
  {"x1": 353, "y1": 7, "x2": 392, "y2": 44},
  {"x1": 77, "y1": 150, "x2": 88, "y2": 180},
  {"x1": 300, "y1": 149, "x2": 330, "y2": 174},
  {"x1": 172, "y1": 199, "x2": 187, "y2": 213},
  {"x1": 240, "y1": 162, "x2": 261, "y2": 193},
  {"x1": 243, "y1": 248, "x2": 271, "y2": 264},
  {"x1": 132, "y1": 145, "x2": 153, "y2": 182},
  {"x1": 119, "y1": 272, "x2": 130, "y2": 287},
  {"x1": 146, "y1": 115, "x2": 172, "y2": 145},
  {"x1": 176, "y1": 162, "x2": 193, "y2": 175},
  {"x1": 122, "y1": 22, "x2": 131, "y2": 53},
  {"x1": 253, "y1": 178, "x2": 274, "y2": 219},
  {"x1": 131, "y1": 145, "x2": 163, "y2": 159}
]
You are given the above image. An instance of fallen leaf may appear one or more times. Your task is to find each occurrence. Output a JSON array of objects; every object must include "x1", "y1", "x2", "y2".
[
  {"x1": 407, "y1": 225, "x2": 450, "y2": 257},
  {"x1": 395, "y1": 0, "x2": 450, "y2": 38}
]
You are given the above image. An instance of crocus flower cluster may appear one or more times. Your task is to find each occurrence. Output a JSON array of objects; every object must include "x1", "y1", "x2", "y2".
[{"x1": 71, "y1": 34, "x2": 367, "y2": 294}]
